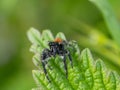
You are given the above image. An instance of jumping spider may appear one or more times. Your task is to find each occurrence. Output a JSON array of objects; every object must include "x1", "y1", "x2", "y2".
[{"x1": 41, "y1": 38, "x2": 73, "y2": 82}]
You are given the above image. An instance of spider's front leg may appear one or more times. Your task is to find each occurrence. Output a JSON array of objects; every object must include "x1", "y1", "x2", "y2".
[
  {"x1": 63, "y1": 55, "x2": 68, "y2": 78},
  {"x1": 41, "y1": 49, "x2": 51, "y2": 82},
  {"x1": 41, "y1": 60, "x2": 51, "y2": 82},
  {"x1": 67, "y1": 51, "x2": 73, "y2": 68}
]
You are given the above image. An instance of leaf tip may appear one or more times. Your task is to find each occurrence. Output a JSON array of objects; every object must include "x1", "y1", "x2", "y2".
[
  {"x1": 27, "y1": 27, "x2": 41, "y2": 44},
  {"x1": 81, "y1": 48, "x2": 91, "y2": 56},
  {"x1": 56, "y1": 32, "x2": 66, "y2": 40}
]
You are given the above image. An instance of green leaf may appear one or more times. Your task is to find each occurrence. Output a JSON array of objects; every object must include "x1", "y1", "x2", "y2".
[
  {"x1": 89, "y1": 0, "x2": 120, "y2": 47},
  {"x1": 27, "y1": 28, "x2": 120, "y2": 90},
  {"x1": 27, "y1": 27, "x2": 41, "y2": 45}
]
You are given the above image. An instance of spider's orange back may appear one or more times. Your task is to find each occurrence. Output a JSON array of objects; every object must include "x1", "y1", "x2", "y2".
[{"x1": 54, "y1": 38, "x2": 62, "y2": 43}]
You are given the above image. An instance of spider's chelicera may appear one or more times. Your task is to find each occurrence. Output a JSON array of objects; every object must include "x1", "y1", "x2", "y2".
[{"x1": 41, "y1": 38, "x2": 73, "y2": 82}]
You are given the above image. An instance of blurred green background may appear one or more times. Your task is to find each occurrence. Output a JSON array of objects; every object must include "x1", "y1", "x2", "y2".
[{"x1": 0, "y1": 0, "x2": 120, "y2": 90}]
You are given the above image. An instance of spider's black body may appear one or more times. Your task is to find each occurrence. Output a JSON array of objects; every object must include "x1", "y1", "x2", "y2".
[{"x1": 41, "y1": 38, "x2": 73, "y2": 82}]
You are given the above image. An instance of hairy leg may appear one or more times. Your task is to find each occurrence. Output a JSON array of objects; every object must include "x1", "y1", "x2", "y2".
[
  {"x1": 41, "y1": 60, "x2": 51, "y2": 82},
  {"x1": 63, "y1": 55, "x2": 68, "y2": 78},
  {"x1": 68, "y1": 52, "x2": 73, "y2": 68}
]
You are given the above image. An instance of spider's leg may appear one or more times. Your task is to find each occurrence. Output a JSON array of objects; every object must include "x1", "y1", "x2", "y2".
[
  {"x1": 41, "y1": 49, "x2": 51, "y2": 82},
  {"x1": 41, "y1": 60, "x2": 51, "y2": 82},
  {"x1": 68, "y1": 52, "x2": 73, "y2": 68},
  {"x1": 63, "y1": 55, "x2": 68, "y2": 78},
  {"x1": 45, "y1": 60, "x2": 52, "y2": 70}
]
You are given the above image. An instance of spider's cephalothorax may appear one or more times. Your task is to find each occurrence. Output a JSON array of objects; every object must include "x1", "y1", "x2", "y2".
[{"x1": 41, "y1": 38, "x2": 73, "y2": 82}]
